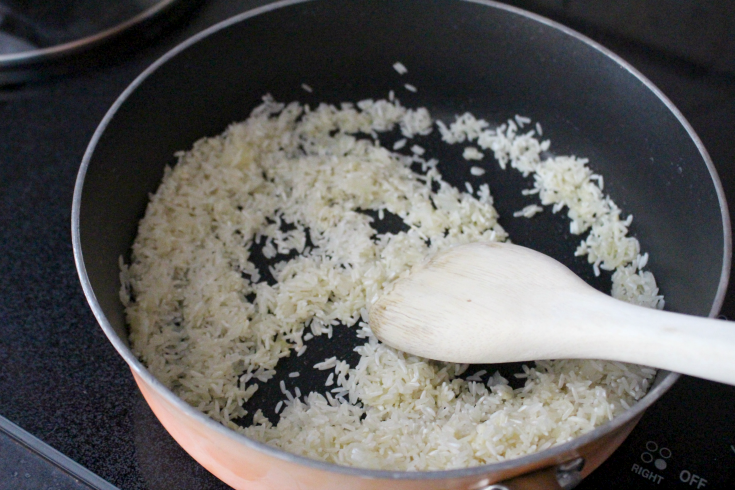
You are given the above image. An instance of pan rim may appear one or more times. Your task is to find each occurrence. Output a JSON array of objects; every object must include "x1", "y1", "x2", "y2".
[{"x1": 71, "y1": 0, "x2": 731, "y2": 481}]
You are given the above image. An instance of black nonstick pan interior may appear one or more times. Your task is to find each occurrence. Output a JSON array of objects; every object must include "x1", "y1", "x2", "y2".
[{"x1": 76, "y1": 0, "x2": 729, "y2": 442}]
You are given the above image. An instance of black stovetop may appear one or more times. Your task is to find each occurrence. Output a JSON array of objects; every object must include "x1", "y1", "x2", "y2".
[{"x1": 1, "y1": 1, "x2": 734, "y2": 489}]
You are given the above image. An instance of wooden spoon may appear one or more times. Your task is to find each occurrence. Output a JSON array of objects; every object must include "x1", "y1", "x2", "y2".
[{"x1": 370, "y1": 242, "x2": 735, "y2": 385}]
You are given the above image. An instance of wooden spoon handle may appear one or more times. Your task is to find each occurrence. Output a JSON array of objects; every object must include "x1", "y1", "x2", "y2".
[{"x1": 572, "y1": 296, "x2": 735, "y2": 385}]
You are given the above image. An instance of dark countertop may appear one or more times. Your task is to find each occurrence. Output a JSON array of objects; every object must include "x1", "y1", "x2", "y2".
[{"x1": 1, "y1": 1, "x2": 734, "y2": 489}]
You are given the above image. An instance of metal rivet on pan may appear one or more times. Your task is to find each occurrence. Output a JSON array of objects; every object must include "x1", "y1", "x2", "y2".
[{"x1": 556, "y1": 457, "x2": 586, "y2": 489}]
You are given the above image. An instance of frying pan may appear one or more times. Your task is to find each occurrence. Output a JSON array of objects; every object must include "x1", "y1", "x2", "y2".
[{"x1": 71, "y1": 0, "x2": 731, "y2": 488}]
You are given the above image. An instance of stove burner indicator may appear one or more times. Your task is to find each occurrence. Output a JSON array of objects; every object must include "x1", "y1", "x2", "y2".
[
  {"x1": 641, "y1": 440, "x2": 671, "y2": 470},
  {"x1": 631, "y1": 440, "x2": 670, "y2": 484}
]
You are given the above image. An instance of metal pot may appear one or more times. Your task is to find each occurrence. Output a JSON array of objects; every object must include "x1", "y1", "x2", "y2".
[{"x1": 71, "y1": 1, "x2": 731, "y2": 488}]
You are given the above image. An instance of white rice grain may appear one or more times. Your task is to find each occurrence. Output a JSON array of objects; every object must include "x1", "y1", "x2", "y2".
[
  {"x1": 393, "y1": 62, "x2": 408, "y2": 75},
  {"x1": 463, "y1": 147, "x2": 484, "y2": 161},
  {"x1": 513, "y1": 204, "x2": 544, "y2": 218}
]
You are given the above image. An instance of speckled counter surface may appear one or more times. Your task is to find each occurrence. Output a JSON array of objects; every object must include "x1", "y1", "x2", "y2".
[{"x1": 1, "y1": 2, "x2": 734, "y2": 489}]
